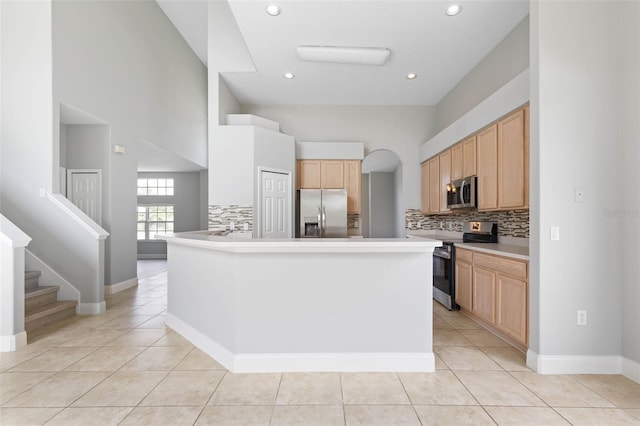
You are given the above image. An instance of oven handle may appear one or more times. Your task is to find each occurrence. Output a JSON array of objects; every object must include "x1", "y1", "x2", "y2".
[{"x1": 433, "y1": 250, "x2": 451, "y2": 260}]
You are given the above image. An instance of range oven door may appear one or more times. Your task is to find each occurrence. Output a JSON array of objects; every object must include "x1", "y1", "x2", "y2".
[{"x1": 432, "y1": 245, "x2": 458, "y2": 310}]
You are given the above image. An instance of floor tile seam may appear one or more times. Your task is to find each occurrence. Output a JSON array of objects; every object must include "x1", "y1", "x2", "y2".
[
  {"x1": 449, "y1": 369, "x2": 493, "y2": 409},
  {"x1": 202, "y1": 370, "x2": 229, "y2": 407},
  {"x1": 0, "y1": 372, "x2": 57, "y2": 407},
  {"x1": 111, "y1": 370, "x2": 171, "y2": 422},
  {"x1": 503, "y1": 369, "x2": 567, "y2": 408}
]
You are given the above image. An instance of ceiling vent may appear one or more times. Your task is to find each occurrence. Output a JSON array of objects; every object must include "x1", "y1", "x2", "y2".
[{"x1": 296, "y1": 45, "x2": 391, "y2": 66}]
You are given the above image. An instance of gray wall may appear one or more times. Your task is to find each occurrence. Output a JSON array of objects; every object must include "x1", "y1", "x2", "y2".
[
  {"x1": 530, "y1": 0, "x2": 638, "y2": 370},
  {"x1": 1, "y1": 1, "x2": 105, "y2": 306},
  {"x1": 241, "y1": 106, "x2": 436, "y2": 210},
  {"x1": 137, "y1": 172, "x2": 202, "y2": 259},
  {"x1": 435, "y1": 16, "x2": 530, "y2": 134},
  {"x1": 369, "y1": 172, "x2": 396, "y2": 238},
  {"x1": 52, "y1": 0, "x2": 207, "y2": 286},
  {"x1": 619, "y1": 0, "x2": 640, "y2": 369}
]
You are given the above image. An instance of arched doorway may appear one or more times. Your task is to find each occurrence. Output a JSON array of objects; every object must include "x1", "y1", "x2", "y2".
[{"x1": 361, "y1": 149, "x2": 403, "y2": 238}]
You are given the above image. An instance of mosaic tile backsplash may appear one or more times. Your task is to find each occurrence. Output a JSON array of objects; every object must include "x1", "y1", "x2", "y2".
[
  {"x1": 208, "y1": 205, "x2": 253, "y2": 232},
  {"x1": 405, "y1": 209, "x2": 529, "y2": 238}
]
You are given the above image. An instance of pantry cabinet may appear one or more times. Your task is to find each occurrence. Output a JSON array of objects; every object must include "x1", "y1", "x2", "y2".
[
  {"x1": 344, "y1": 160, "x2": 361, "y2": 214},
  {"x1": 297, "y1": 159, "x2": 361, "y2": 214},
  {"x1": 455, "y1": 249, "x2": 529, "y2": 348}
]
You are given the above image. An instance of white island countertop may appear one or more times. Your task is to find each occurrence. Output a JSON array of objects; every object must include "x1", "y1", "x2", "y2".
[{"x1": 165, "y1": 231, "x2": 442, "y2": 253}]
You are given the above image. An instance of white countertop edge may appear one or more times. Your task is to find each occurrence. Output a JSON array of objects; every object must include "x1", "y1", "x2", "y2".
[
  {"x1": 164, "y1": 234, "x2": 442, "y2": 253},
  {"x1": 454, "y1": 242, "x2": 529, "y2": 261}
]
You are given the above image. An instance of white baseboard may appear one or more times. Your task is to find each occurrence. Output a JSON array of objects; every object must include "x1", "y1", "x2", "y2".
[
  {"x1": 0, "y1": 331, "x2": 27, "y2": 352},
  {"x1": 165, "y1": 313, "x2": 435, "y2": 373},
  {"x1": 622, "y1": 357, "x2": 640, "y2": 384},
  {"x1": 77, "y1": 301, "x2": 106, "y2": 315},
  {"x1": 527, "y1": 350, "x2": 640, "y2": 383},
  {"x1": 104, "y1": 278, "x2": 138, "y2": 295}
]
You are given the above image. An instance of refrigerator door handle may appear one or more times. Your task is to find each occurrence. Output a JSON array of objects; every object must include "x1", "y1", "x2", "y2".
[
  {"x1": 317, "y1": 207, "x2": 322, "y2": 236},
  {"x1": 322, "y1": 206, "x2": 327, "y2": 237}
]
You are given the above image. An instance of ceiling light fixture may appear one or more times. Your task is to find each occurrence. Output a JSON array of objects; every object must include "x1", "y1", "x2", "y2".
[
  {"x1": 296, "y1": 45, "x2": 391, "y2": 66},
  {"x1": 445, "y1": 4, "x2": 462, "y2": 16},
  {"x1": 283, "y1": 73, "x2": 295, "y2": 79},
  {"x1": 406, "y1": 73, "x2": 417, "y2": 80},
  {"x1": 266, "y1": 4, "x2": 280, "y2": 16}
]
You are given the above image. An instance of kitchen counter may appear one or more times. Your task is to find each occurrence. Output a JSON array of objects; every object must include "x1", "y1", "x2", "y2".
[
  {"x1": 454, "y1": 242, "x2": 529, "y2": 261},
  {"x1": 406, "y1": 230, "x2": 529, "y2": 261},
  {"x1": 163, "y1": 232, "x2": 441, "y2": 373}
]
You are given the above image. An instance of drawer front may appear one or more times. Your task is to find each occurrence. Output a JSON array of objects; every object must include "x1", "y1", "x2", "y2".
[
  {"x1": 456, "y1": 248, "x2": 473, "y2": 263},
  {"x1": 473, "y1": 252, "x2": 527, "y2": 278}
]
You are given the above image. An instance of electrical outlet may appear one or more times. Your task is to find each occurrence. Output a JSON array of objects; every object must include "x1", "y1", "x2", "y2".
[
  {"x1": 243, "y1": 223, "x2": 249, "y2": 231},
  {"x1": 550, "y1": 226, "x2": 560, "y2": 241},
  {"x1": 574, "y1": 186, "x2": 585, "y2": 202},
  {"x1": 577, "y1": 310, "x2": 587, "y2": 326},
  {"x1": 229, "y1": 222, "x2": 235, "y2": 231}
]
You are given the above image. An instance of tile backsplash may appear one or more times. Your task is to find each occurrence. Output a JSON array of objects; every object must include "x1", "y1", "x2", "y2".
[
  {"x1": 208, "y1": 205, "x2": 253, "y2": 232},
  {"x1": 405, "y1": 209, "x2": 529, "y2": 238}
]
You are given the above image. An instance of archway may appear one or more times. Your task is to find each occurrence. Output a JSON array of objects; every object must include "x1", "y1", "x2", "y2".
[{"x1": 361, "y1": 149, "x2": 403, "y2": 238}]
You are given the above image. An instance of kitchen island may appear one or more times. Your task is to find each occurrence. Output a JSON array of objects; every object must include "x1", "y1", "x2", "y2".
[{"x1": 163, "y1": 232, "x2": 441, "y2": 373}]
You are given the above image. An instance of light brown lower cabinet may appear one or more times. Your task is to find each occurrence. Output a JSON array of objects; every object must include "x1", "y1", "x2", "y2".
[{"x1": 455, "y1": 248, "x2": 529, "y2": 349}]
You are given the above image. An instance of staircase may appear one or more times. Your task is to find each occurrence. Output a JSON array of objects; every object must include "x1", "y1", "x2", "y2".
[{"x1": 24, "y1": 271, "x2": 77, "y2": 332}]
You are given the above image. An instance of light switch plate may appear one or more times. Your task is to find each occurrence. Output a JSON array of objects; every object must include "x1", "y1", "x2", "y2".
[{"x1": 550, "y1": 226, "x2": 560, "y2": 241}]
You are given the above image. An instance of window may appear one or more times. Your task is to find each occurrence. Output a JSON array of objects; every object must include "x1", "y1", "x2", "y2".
[
  {"x1": 137, "y1": 205, "x2": 174, "y2": 240},
  {"x1": 137, "y1": 178, "x2": 174, "y2": 196}
]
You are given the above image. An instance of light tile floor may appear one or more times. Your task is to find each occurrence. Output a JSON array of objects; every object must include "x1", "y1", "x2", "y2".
[{"x1": 1, "y1": 269, "x2": 639, "y2": 425}]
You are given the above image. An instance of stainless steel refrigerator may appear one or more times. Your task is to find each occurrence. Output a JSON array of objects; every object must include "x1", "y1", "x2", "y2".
[{"x1": 297, "y1": 189, "x2": 347, "y2": 238}]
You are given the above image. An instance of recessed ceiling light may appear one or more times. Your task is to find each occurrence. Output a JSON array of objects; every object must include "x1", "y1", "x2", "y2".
[
  {"x1": 406, "y1": 73, "x2": 417, "y2": 80},
  {"x1": 283, "y1": 73, "x2": 295, "y2": 79},
  {"x1": 266, "y1": 4, "x2": 280, "y2": 16},
  {"x1": 445, "y1": 4, "x2": 462, "y2": 16}
]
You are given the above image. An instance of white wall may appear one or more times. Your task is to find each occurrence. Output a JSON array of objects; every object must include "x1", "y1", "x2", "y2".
[
  {"x1": 240, "y1": 106, "x2": 436, "y2": 210},
  {"x1": 530, "y1": 0, "x2": 635, "y2": 374},
  {"x1": 435, "y1": 16, "x2": 530, "y2": 134},
  {"x1": 52, "y1": 0, "x2": 207, "y2": 285}
]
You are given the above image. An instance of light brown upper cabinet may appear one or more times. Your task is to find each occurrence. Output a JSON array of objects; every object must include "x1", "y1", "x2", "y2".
[
  {"x1": 420, "y1": 161, "x2": 429, "y2": 214},
  {"x1": 451, "y1": 143, "x2": 464, "y2": 181},
  {"x1": 439, "y1": 150, "x2": 451, "y2": 213},
  {"x1": 321, "y1": 160, "x2": 345, "y2": 189},
  {"x1": 298, "y1": 160, "x2": 322, "y2": 189},
  {"x1": 344, "y1": 160, "x2": 361, "y2": 214},
  {"x1": 451, "y1": 136, "x2": 477, "y2": 181},
  {"x1": 428, "y1": 156, "x2": 440, "y2": 214},
  {"x1": 497, "y1": 108, "x2": 528, "y2": 209},
  {"x1": 477, "y1": 124, "x2": 499, "y2": 210},
  {"x1": 297, "y1": 159, "x2": 361, "y2": 214},
  {"x1": 463, "y1": 136, "x2": 477, "y2": 177}
]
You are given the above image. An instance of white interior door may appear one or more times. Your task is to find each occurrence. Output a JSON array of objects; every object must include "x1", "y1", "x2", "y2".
[
  {"x1": 67, "y1": 169, "x2": 101, "y2": 225},
  {"x1": 260, "y1": 170, "x2": 291, "y2": 238}
]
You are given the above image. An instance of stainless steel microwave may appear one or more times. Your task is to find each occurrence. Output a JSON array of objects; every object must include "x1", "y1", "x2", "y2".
[{"x1": 446, "y1": 176, "x2": 477, "y2": 209}]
